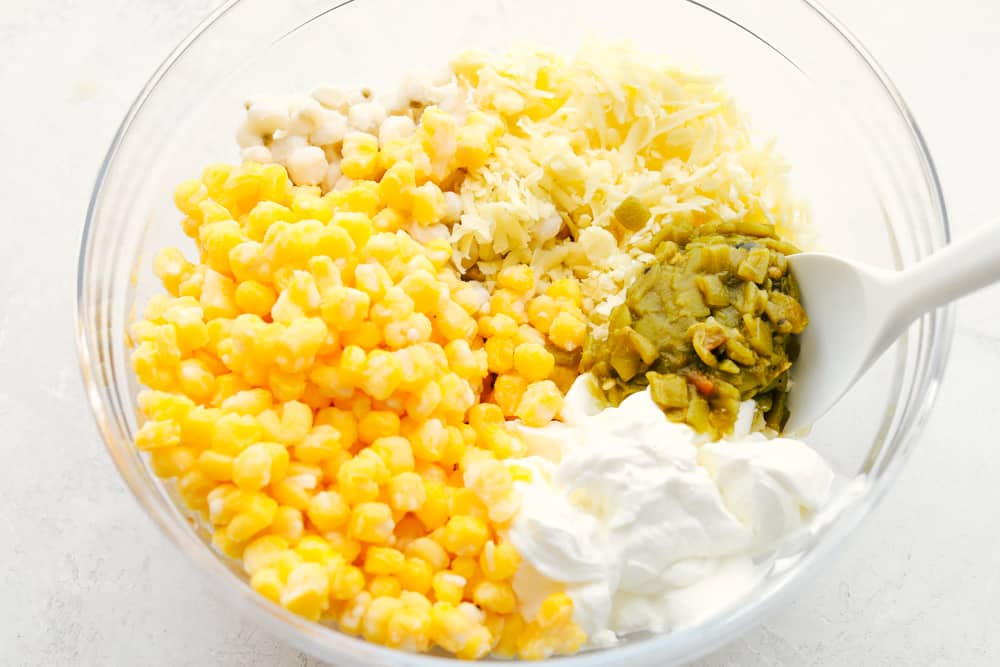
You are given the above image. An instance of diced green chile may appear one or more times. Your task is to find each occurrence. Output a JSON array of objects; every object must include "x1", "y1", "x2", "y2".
[
  {"x1": 614, "y1": 196, "x2": 652, "y2": 230},
  {"x1": 583, "y1": 222, "x2": 808, "y2": 438}
]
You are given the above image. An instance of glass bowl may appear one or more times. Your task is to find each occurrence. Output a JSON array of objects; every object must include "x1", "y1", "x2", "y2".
[{"x1": 76, "y1": 0, "x2": 952, "y2": 665}]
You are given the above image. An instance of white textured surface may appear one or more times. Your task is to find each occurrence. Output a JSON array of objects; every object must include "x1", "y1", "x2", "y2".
[{"x1": 1, "y1": 0, "x2": 998, "y2": 664}]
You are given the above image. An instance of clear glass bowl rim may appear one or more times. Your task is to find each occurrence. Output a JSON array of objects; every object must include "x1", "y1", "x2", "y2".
[{"x1": 75, "y1": 0, "x2": 954, "y2": 664}]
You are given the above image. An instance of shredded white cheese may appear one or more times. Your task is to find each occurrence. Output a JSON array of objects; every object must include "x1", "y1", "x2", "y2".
[{"x1": 450, "y1": 42, "x2": 809, "y2": 336}]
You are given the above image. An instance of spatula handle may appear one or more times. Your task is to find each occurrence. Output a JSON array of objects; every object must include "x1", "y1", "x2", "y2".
[{"x1": 889, "y1": 219, "x2": 1000, "y2": 324}]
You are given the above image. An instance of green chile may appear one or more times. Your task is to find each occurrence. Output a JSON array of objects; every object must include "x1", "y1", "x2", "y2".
[{"x1": 582, "y1": 220, "x2": 807, "y2": 438}]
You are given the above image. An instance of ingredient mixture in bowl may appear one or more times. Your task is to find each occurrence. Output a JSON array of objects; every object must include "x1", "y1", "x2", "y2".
[{"x1": 128, "y1": 42, "x2": 833, "y2": 660}]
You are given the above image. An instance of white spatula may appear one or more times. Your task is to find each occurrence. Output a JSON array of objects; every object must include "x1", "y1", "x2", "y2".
[{"x1": 784, "y1": 220, "x2": 1000, "y2": 434}]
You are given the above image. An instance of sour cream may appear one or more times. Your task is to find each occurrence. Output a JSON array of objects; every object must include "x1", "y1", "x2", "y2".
[{"x1": 506, "y1": 375, "x2": 834, "y2": 648}]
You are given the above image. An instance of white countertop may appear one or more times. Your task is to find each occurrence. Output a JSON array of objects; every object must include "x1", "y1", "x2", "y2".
[{"x1": 2, "y1": 0, "x2": 999, "y2": 664}]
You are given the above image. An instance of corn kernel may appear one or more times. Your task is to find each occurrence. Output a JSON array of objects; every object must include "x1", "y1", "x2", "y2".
[
  {"x1": 386, "y1": 604, "x2": 432, "y2": 652},
  {"x1": 135, "y1": 419, "x2": 181, "y2": 451},
  {"x1": 313, "y1": 224, "x2": 356, "y2": 262},
  {"x1": 359, "y1": 349, "x2": 403, "y2": 401},
  {"x1": 349, "y1": 502, "x2": 395, "y2": 544},
  {"x1": 291, "y1": 191, "x2": 334, "y2": 222},
  {"x1": 277, "y1": 400, "x2": 313, "y2": 444},
  {"x1": 320, "y1": 286, "x2": 370, "y2": 332},
  {"x1": 480, "y1": 540, "x2": 521, "y2": 582},
  {"x1": 497, "y1": 265, "x2": 534, "y2": 294},
  {"x1": 232, "y1": 444, "x2": 273, "y2": 491},
  {"x1": 384, "y1": 313, "x2": 433, "y2": 349},
  {"x1": 177, "y1": 468, "x2": 215, "y2": 510},
  {"x1": 512, "y1": 342, "x2": 555, "y2": 382},
  {"x1": 371, "y1": 207, "x2": 404, "y2": 232},
  {"x1": 448, "y1": 487, "x2": 489, "y2": 522},
  {"x1": 245, "y1": 200, "x2": 292, "y2": 240},
  {"x1": 399, "y1": 270, "x2": 445, "y2": 312},
  {"x1": 267, "y1": 369, "x2": 307, "y2": 402},
  {"x1": 281, "y1": 562, "x2": 330, "y2": 621},
  {"x1": 269, "y1": 481, "x2": 312, "y2": 514},
  {"x1": 341, "y1": 181, "x2": 381, "y2": 217},
  {"x1": 268, "y1": 547, "x2": 308, "y2": 582},
  {"x1": 430, "y1": 602, "x2": 491, "y2": 660},
  {"x1": 212, "y1": 527, "x2": 247, "y2": 560},
  {"x1": 479, "y1": 313, "x2": 519, "y2": 339},
  {"x1": 538, "y1": 592, "x2": 574, "y2": 628},
  {"x1": 459, "y1": 424, "x2": 478, "y2": 446},
  {"x1": 201, "y1": 163, "x2": 233, "y2": 198},
  {"x1": 399, "y1": 557, "x2": 434, "y2": 595},
  {"x1": 226, "y1": 492, "x2": 279, "y2": 543},
  {"x1": 199, "y1": 200, "x2": 232, "y2": 227},
  {"x1": 307, "y1": 490, "x2": 350, "y2": 532},
  {"x1": 404, "y1": 381, "x2": 442, "y2": 421},
  {"x1": 405, "y1": 536, "x2": 449, "y2": 572},
  {"x1": 338, "y1": 591, "x2": 372, "y2": 635},
  {"x1": 515, "y1": 380, "x2": 564, "y2": 427},
  {"x1": 432, "y1": 571, "x2": 466, "y2": 606},
  {"x1": 294, "y1": 424, "x2": 342, "y2": 464},
  {"x1": 173, "y1": 360, "x2": 213, "y2": 403},
  {"x1": 358, "y1": 411, "x2": 401, "y2": 444},
  {"x1": 319, "y1": 448, "x2": 352, "y2": 482},
  {"x1": 409, "y1": 480, "x2": 447, "y2": 532},
  {"x1": 410, "y1": 418, "x2": 447, "y2": 462},
  {"x1": 364, "y1": 547, "x2": 406, "y2": 576},
  {"x1": 450, "y1": 555, "x2": 480, "y2": 582},
  {"x1": 153, "y1": 247, "x2": 192, "y2": 296},
  {"x1": 197, "y1": 450, "x2": 234, "y2": 482},
  {"x1": 268, "y1": 506, "x2": 304, "y2": 545},
  {"x1": 149, "y1": 445, "x2": 196, "y2": 478},
  {"x1": 491, "y1": 374, "x2": 527, "y2": 417},
  {"x1": 434, "y1": 301, "x2": 477, "y2": 341},
  {"x1": 443, "y1": 339, "x2": 485, "y2": 382},
  {"x1": 526, "y1": 294, "x2": 559, "y2": 333},
  {"x1": 332, "y1": 213, "x2": 372, "y2": 251},
  {"x1": 440, "y1": 515, "x2": 489, "y2": 557},
  {"x1": 362, "y1": 596, "x2": 404, "y2": 644},
  {"x1": 274, "y1": 317, "x2": 327, "y2": 373},
  {"x1": 455, "y1": 124, "x2": 493, "y2": 170},
  {"x1": 295, "y1": 535, "x2": 337, "y2": 564},
  {"x1": 241, "y1": 536, "x2": 289, "y2": 576},
  {"x1": 437, "y1": 375, "x2": 475, "y2": 421},
  {"x1": 313, "y1": 406, "x2": 358, "y2": 448},
  {"x1": 489, "y1": 290, "x2": 526, "y2": 323},
  {"x1": 251, "y1": 567, "x2": 284, "y2": 604},
  {"x1": 337, "y1": 456, "x2": 381, "y2": 506},
  {"x1": 411, "y1": 182, "x2": 446, "y2": 225},
  {"x1": 174, "y1": 178, "x2": 208, "y2": 218},
  {"x1": 388, "y1": 471, "x2": 427, "y2": 513},
  {"x1": 199, "y1": 220, "x2": 244, "y2": 276},
  {"x1": 467, "y1": 405, "x2": 503, "y2": 432},
  {"x1": 548, "y1": 310, "x2": 586, "y2": 351},
  {"x1": 368, "y1": 575, "x2": 403, "y2": 598},
  {"x1": 473, "y1": 580, "x2": 516, "y2": 614},
  {"x1": 219, "y1": 388, "x2": 270, "y2": 416},
  {"x1": 484, "y1": 337, "x2": 515, "y2": 374},
  {"x1": 341, "y1": 132, "x2": 381, "y2": 180},
  {"x1": 545, "y1": 278, "x2": 582, "y2": 304},
  {"x1": 409, "y1": 457, "x2": 445, "y2": 481},
  {"x1": 377, "y1": 161, "x2": 416, "y2": 211},
  {"x1": 330, "y1": 564, "x2": 366, "y2": 600},
  {"x1": 493, "y1": 612, "x2": 523, "y2": 658}
]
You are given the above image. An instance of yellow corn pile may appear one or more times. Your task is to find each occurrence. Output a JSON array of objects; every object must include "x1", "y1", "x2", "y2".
[{"x1": 130, "y1": 112, "x2": 586, "y2": 658}]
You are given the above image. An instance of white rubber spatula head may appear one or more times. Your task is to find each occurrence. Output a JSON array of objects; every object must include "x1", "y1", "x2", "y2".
[{"x1": 783, "y1": 220, "x2": 1000, "y2": 434}]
